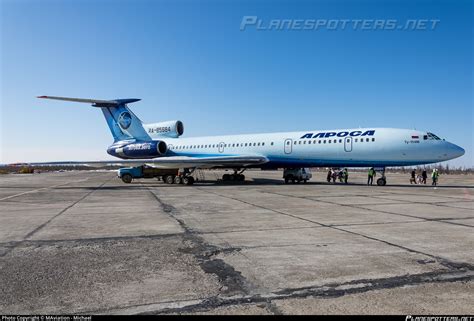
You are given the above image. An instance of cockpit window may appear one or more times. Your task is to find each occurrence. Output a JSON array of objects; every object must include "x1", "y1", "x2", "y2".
[{"x1": 427, "y1": 132, "x2": 441, "y2": 140}]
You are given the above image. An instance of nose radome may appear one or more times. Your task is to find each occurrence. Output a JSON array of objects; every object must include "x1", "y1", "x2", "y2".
[
  {"x1": 455, "y1": 144, "x2": 465, "y2": 157},
  {"x1": 449, "y1": 143, "x2": 465, "y2": 158}
]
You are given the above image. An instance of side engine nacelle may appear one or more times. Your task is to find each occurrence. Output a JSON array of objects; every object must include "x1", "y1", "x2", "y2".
[
  {"x1": 107, "y1": 141, "x2": 167, "y2": 159},
  {"x1": 143, "y1": 120, "x2": 184, "y2": 138}
]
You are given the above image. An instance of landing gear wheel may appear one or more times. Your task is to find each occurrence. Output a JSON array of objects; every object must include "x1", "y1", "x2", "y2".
[
  {"x1": 284, "y1": 178, "x2": 289, "y2": 184},
  {"x1": 121, "y1": 174, "x2": 132, "y2": 184},
  {"x1": 377, "y1": 178, "x2": 386, "y2": 186},
  {"x1": 165, "y1": 175, "x2": 175, "y2": 184},
  {"x1": 222, "y1": 174, "x2": 230, "y2": 181},
  {"x1": 229, "y1": 174, "x2": 235, "y2": 181},
  {"x1": 174, "y1": 176, "x2": 182, "y2": 184},
  {"x1": 303, "y1": 179, "x2": 307, "y2": 183},
  {"x1": 239, "y1": 174, "x2": 245, "y2": 181},
  {"x1": 186, "y1": 176, "x2": 195, "y2": 185}
]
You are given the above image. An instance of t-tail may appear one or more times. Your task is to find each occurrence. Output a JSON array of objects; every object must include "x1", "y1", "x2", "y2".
[{"x1": 37, "y1": 96, "x2": 151, "y2": 142}]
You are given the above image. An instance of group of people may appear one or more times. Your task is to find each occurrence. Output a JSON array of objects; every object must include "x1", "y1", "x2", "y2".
[
  {"x1": 410, "y1": 169, "x2": 440, "y2": 186},
  {"x1": 325, "y1": 167, "x2": 441, "y2": 186},
  {"x1": 327, "y1": 168, "x2": 349, "y2": 184}
]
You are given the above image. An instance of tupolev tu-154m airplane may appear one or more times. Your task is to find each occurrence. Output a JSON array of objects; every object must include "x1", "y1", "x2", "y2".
[{"x1": 22, "y1": 95, "x2": 464, "y2": 185}]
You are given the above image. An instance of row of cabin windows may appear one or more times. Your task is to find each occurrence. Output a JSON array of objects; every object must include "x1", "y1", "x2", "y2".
[
  {"x1": 169, "y1": 142, "x2": 275, "y2": 150},
  {"x1": 290, "y1": 138, "x2": 375, "y2": 145},
  {"x1": 168, "y1": 138, "x2": 376, "y2": 150}
]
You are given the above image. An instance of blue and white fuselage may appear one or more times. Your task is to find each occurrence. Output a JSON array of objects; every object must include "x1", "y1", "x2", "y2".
[{"x1": 112, "y1": 128, "x2": 464, "y2": 168}]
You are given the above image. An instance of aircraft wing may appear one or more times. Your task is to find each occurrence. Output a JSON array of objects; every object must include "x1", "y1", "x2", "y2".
[{"x1": 14, "y1": 155, "x2": 269, "y2": 169}]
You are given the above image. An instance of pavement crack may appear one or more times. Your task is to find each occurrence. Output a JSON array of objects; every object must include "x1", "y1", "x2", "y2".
[
  {"x1": 145, "y1": 186, "x2": 254, "y2": 296},
  {"x1": 136, "y1": 268, "x2": 473, "y2": 315}
]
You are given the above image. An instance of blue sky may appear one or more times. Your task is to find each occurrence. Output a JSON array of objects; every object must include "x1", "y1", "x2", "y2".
[{"x1": 1, "y1": 0, "x2": 472, "y2": 167}]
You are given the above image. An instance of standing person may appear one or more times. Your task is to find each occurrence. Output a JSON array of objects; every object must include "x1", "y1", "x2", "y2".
[
  {"x1": 410, "y1": 170, "x2": 416, "y2": 184},
  {"x1": 338, "y1": 170, "x2": 344, "y2": 182},
  {"x1": 327, "y1": 169, "x2": 332, "y2": 183},
  {"x1": 367, "y1": 167, "x2": 376, "y2": 185},
  {"x1": 343, "y1": 168, "x2": 349, "y2": 184},
  {"x1": 422, "y1": 170, "x2": 427, "y2": 184},
  {"x1": 332, "y1": 169, "x2": 337, "y2": 183},
  {"x1": 432, "y1": 169, "x2": 439, "y2": 186}
]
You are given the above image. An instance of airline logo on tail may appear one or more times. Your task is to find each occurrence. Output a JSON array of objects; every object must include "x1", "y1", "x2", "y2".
[{"x1": 118, "y1": 111, "x2": 132, "y2": 130}]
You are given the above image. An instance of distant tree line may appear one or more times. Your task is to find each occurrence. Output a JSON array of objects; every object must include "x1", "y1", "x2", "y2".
[{"x1": 0, "y1": 165, "x2": 121, "y2": 174}]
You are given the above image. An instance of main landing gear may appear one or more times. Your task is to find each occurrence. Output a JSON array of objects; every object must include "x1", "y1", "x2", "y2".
[
  {"x1": 376, "y1": 167, "x2": 387, "y2": 186},
  {"x1": 222, "y1": 169, "x2": 246, "y2": 182},
  {"x1": 162, "y1": 168, "x2": 195, "y2": 185}
]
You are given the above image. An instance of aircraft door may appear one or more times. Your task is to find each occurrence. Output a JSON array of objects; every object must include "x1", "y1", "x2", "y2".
[
  {"x1": 284, "y1": 139, "x2": 292, "y2": 154},
  {"x1": 218, "y1": 142, "x2": 225, "y2": 153},
  {"x1": 344, "y1": 137, "x2": 352, "y2": 152}
]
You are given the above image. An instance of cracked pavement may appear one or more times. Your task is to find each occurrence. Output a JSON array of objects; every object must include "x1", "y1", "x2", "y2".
[{"x1": 0, "y1": 170, "x2": 473, "y2": 314}]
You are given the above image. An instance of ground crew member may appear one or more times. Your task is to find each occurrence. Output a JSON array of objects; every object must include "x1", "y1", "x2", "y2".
[
  {"x1": 343, "y1": 168, "x2": 349, "y2": 184},
  {"x1": 422, "y1": 170, "x2": 427, "y2": 184},
  {"x1": 432, "y1": 168, "x2": 439, "y2": 186},
  {"x1": 367, "y1": 167, "x2": 376, "y2": 185},
  {"x1": 327, "y1": 169, "x2": 332, "y2": 183},
  {"x1": 410, "y1": 170, "x2": 416, "y2": 184}
]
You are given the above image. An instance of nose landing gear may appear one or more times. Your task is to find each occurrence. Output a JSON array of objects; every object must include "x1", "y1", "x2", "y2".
[{"x1": 376, "y1": 167, "x2": 387, "y2": 186}]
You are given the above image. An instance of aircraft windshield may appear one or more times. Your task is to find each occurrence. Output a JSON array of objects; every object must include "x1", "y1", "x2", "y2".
[{"x1": 426, "y1": 132, "x2": 442, "y2": 140}]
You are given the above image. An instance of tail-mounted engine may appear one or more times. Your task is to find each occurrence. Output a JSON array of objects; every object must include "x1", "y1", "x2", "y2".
[
  {"x1": 107, "y1": 140, "x2": 167, "y2": 159},
  {"x1": 143, "y1": 120, "x2": 184, "y2": 138}
]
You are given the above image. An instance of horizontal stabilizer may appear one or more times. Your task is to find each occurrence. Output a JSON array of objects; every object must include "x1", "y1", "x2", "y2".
[{"x1": 37, "y1": 96, "x2": 141, "y2": 107}]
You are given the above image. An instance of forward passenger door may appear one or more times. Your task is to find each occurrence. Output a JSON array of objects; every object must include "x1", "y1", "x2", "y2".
[{"x1": 284, "y1": 139, "x2": 292, "y2": 154}]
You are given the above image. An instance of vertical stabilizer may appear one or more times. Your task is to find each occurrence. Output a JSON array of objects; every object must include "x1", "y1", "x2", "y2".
[{"x1": 37, "y1": 96, "x2": 151, "y2": 142}]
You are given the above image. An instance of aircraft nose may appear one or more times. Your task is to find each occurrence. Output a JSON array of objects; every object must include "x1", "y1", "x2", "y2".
[
  {"x1": 453, "y1": 144, "x2": 465, "y2": 158},
  {"x1": 447, "y1": 142, "x2": 465, "y2": 159}
]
